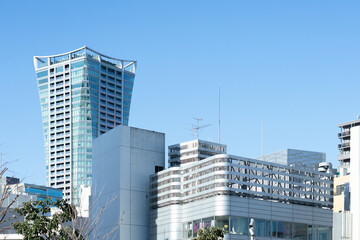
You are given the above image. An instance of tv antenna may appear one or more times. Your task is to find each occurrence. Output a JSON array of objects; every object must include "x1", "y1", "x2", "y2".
[
  {"x1": 192, "y1": 118, "x2": 211, "y2": 139},
  {"x1": 218, "y1": 84, "x2": 221, "y2": 144}
]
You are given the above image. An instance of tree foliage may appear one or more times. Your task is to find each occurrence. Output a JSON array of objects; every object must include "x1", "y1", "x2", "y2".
[
  {"x1": 193, "y1": 226, "x2": 225, "y2": 240},
  {"x1": 13, "y1": 198, "x2": 83, "y2": 240}
]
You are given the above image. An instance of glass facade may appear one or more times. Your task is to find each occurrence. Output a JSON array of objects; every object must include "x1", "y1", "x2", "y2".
[
  {"x1": 34, "y1": 47, "x2": 136, "y2": 205},
  {"x1": 183, "y1": 216, "x2": 332, "y2": 240},
  {"x1": 25, "y1": 185, "x2": 63, "y2": 200}
]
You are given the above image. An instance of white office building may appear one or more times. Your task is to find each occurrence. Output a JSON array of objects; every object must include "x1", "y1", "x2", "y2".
[
  {"x1": 333, "y1": 119, "x2": 360, "y2": 240},
  {"x1": 150, "y1": 140, "x2": 333, "y2": 240},
  {"x1": 33, "y1": 47, "x2": 136, "y2": 205},
  {"x1": 91, "y1": 125, "x2": 165, "y2": 240}
]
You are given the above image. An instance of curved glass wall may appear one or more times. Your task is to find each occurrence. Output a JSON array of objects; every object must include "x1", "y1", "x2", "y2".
[{"x1": 183, "y1": 215, "x2": 331, "y2": 240}]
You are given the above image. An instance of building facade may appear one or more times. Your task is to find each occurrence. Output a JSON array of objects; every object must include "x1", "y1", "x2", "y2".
[
  {"x1": 150, "y1": 140, "x2": 333, "y2": 240},
  {"x1": 91, "y1": 125, "x2": 165, "y2": 240},
  {"x1": 33, "y1": 46, "x2": 136, "y2": 205},
  {"x1": 332, "y1": 119, "x2": 360, "y2": 240}
]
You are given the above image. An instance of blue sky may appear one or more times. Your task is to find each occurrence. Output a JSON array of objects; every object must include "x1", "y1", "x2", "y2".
[{"x1": 0, "y1": 1, "x2": 359, "y2": 184}]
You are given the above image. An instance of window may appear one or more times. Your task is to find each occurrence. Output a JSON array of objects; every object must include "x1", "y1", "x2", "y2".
[
  {"x1": 293, "y1": 223, "x2": 307, "y2": 239},
  {"x1": 215, "y1": 216, "x2": 229, "y2": 233},
  {"x1": 230, "y1": 216, "x2": 248, "y2": 235},
  {"x1": 254, "y1": 219, "x2": 265, "y2": 236},
  {"x1": 56, "y1": 66, "x2": 63, "y2": 73},
  {"x1": 155, "y1": 166, "x2": 164, "y2": 173},
  {"x1": 37, "y1": 70, "x2": 48, "y2": 78}
]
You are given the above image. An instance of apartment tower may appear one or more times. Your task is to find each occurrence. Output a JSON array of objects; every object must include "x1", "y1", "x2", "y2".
[
  {"x1": 33, "y1": 47, "x2": 136, "y2": 205},
  {"x1": 333, "y1": 119, "x2": 360, "y2": 239}
]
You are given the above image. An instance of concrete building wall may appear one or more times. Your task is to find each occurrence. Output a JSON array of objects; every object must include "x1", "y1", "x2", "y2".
[
  {"x1": 91, "y1": 125, "x2": 165, "y2": 240},
  {"x1": 350, "y1": 126, "x2": 360, "y2": 240},
  {"x1": 333, "y1": 174, "x2": 350, "y2": 212},
  {"x1": 333, "y1": 211, "x2": 352, "y2": 240}
]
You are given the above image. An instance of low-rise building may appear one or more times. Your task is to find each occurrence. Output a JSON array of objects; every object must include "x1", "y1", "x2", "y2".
[
  {"x1": 150, "y1": 140, "x2": 333, "y2": 240},
  {"x1": 0, "y1": 177, "x2": 63, "y2": 239}
]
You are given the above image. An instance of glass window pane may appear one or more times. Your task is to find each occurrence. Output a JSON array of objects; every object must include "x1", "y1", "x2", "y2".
[
  {"x1": 265, "y1": 220, "x2": 271, "y2": 236},
  {"x1": 278, "y1": 221, "x2": 284, "y2": 238},
  {"x1": 215, "y1": 216, "x2": 229, "y2": 233},
  {"x1": 184, "y1": 222, "x2": 192, "y2": 238},
  {"x1": 308, "y1": 225, "x2": 317, "y2": 240},
  {"x1": 255, "y1": 219, "x2": 265, "y2": 236},
  {"x1": 202, "y1": 217, "x2": 214, "y2": 229},
  {"x1": 284, "y1": 222, "x2": 292, "y2": 238},
  {"x1": 318, "y1": 226, "x2": 331, "y2": 240},
  {"x1": 272, "y1": 221, "x2": 277, "y2": 237},
  {"x1": 193, "y1": 220, "x2": 201, "y2": 236},
  {"x1": 293, "y1": 223, "x2": 307, "y2": 239},
  {"x1": 230, "y1": 216, "x2": 248, "y2": 235}
]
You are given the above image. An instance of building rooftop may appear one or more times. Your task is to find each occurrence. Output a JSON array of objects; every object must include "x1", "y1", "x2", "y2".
[
  {"x1": 33, "y1": 46, "x2": 136, "y2": 73},
  {"x1": 338, "y1": 118, "x2": 360, "y2": 127}
]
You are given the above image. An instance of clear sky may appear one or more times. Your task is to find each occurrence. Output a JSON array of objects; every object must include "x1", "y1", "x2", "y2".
[{"x1": 0, "y1": 1, "x2": 359, "y2": 185}]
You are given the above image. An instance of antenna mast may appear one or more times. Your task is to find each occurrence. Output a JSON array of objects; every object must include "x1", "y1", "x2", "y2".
[
  {"x1": 192, "y1": 118, "x2": 211, "y2": 139},
  {"x1": 261, "y1": 121, "x2": 263, "y2": 159},
  {"x1": 218, "y1": 85, "x2": 221, "y2": 144}
]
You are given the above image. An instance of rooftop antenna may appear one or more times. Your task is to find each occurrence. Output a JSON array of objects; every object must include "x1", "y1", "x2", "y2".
[
  {"x1": 218, "y1": 85, "x2": 221, "y2": 144},
  {"x1": 261, "y1": 121, "x2": 263, "y2": 159},
  {"x1": 192, "y1": 118, "x2": 211, "y2": 139}
]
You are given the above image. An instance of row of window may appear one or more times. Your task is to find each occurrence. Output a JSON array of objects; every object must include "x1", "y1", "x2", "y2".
[{"x1": 184, "y1": 216, "x2": 332, "y2": 239}]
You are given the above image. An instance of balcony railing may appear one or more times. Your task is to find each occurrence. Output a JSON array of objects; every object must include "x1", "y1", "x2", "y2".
[
  {"x1": 338, "y1": 153, "x2": 350, "y2": 161},
  {"x1": 338, "y1": 131, "x2": 350, "y2": 138},
  {"x1": 338, "y1": 142, "x2": 350, "y2": 149}
]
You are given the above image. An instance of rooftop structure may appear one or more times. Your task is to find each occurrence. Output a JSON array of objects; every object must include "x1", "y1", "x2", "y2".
[
  {"x1": 34, "y1": 47, "x2": 136, "y2": 205},
  {"x1": 257, "y1": 149, "x2": 326, "y2": 171},
  {"x1": 168, "y1": 139, "x2": 226, "y2": 167}
]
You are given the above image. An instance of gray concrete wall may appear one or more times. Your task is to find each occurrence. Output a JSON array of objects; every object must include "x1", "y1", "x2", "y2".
[
  {"x1": 91, "y1": 125, "x2": 165, "y2": 240},
  {"x1": 333, "y1": 211, "x2": 351, "y2": 240}
]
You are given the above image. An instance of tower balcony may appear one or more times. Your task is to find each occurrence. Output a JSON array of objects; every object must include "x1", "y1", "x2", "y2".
[
  {"x1": 338, "y1": 153, "x2": 350, "y2": 161},
  {"x1": 338, "y1": 142, "x2": 350, "y2": 149},
  {"x1": 338, "y1": 131, "x2": 350, "y2": 138}
]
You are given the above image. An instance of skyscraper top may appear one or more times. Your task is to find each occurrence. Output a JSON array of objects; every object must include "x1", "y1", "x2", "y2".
[{"x1": 33, "y1": 46, "x2": 136, "y2": 74}]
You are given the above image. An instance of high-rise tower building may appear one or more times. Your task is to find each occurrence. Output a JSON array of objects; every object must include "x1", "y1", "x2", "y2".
[{"x1": 33, "y1": 47, "x2": 136, "y2": 205}]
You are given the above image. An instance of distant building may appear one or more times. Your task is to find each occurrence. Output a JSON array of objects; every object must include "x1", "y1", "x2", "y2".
[
  {"x1": 91, "y1": 125, "x2": 165, "y2": 240},
  {"x1": 8, "y1": 180, "x2": 63, "y2": 201},
  {"x1": 0, "y1": 178, "x2": 63, "y2": 239},
  {"x1": 33, "y1": 46, "x2": 136, "y2": 205},
  {"x1": 150, "y1": 140, "x2": 333, "y2": 240},
  {"x1": 257, "y1": 149, "x2": 326, "y2": 171}
]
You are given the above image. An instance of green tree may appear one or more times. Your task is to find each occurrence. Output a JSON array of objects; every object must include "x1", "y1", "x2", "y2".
[
  {"x1": 193, "y1": 226, "x2": 225, "y2": 240},
  {"x1": 13, "y1": 198, "x2": 83, "y2": 240}
]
